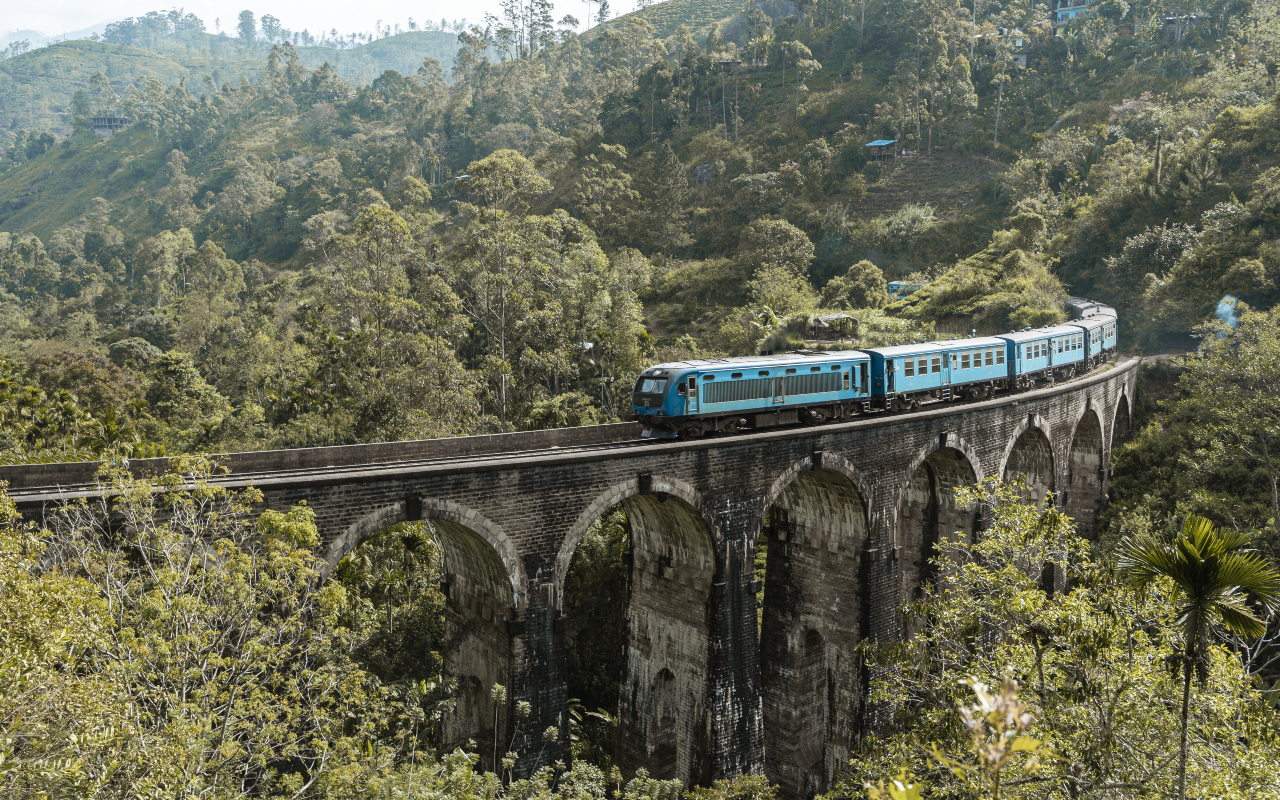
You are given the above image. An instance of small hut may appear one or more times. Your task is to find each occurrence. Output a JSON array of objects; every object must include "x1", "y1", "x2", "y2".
[
  {"x1": 865, "y1": 139, "x2": 898, "y2": 162},
  {"x1": 800, "y1": 313, "x2": 858, "y2": 342}
]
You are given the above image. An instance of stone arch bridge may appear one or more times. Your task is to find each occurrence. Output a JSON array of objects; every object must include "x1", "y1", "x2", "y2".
[{"x1": 4, "y1": 358, "x2": 1138, "y2": 797}]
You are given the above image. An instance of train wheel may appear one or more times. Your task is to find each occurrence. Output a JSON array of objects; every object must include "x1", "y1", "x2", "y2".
[{"x1": 680, "y1": 422, "x2": 705, "y2": 439}]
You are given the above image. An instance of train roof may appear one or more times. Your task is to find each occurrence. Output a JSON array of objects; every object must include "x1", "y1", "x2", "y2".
[
  {"x1": 1065, "y1": 296, "x2": 1118, "y2": 318},
  {"x1": 643, "y1": 350, "x2": 869, "y2": 373},
  {"x1": 1066, "y1": 315, "x2": 1111, "y2": 331},
  {"x1": 871, "y1": 337, "x2": 1006, "y2": 357},
  {"x1": 998, "y1": 324, "x2": 1083, "y2": 343}
]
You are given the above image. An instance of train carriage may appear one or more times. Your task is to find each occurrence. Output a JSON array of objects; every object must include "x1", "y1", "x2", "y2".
[
  {"x1": 632, "y1": 351, "x2": 873, "y2": 439},
  {"x1": 868, "y1": 338, "x2": 1008, "y2": 411},
  {"x1": 1068, "y1": 314, "x2": 1117, "y2": 365},
  {"x1": 997, "y1": 324, "x2": 1094, "y2": 388},
  {"x1": 629, "y1": 311, "x2": 1121, "y2": 439}
]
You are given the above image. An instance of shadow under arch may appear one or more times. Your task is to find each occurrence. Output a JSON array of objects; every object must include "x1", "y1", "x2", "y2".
[
  {"x1": 555, "y1": 479, "x2": 717, "y2": 787},
  {"x1": 321, "y1": 500, "x2": 523, "y2": 772},
  {"x1": 615, "y1": 490, "x2": 717, "y2": 786},
  {"x1": 999, "y1": 415, "x2": 1056, "y2": 505},
  {"x1": 1065, "y1": 404, "x2": 1106, "y2": 535},
  {"x1": 895, "y1": 439, "x2": 982, "y2": 607},
  {"x1": 1112, "y1": 390, "x2": 1132, "y2": 448},
  {"x1": 758, "y1": 460, "x2": 870, "y2": 798}
]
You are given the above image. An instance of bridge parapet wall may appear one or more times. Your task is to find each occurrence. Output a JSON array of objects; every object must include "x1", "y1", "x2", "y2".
[{"x1": 0, "y1": 421, "x2": 644, "y2": 490}]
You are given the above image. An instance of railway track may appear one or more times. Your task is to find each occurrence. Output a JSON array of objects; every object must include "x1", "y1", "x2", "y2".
[{"x1": 5, "y1": 356, "x2": 1133, "y2": 504}]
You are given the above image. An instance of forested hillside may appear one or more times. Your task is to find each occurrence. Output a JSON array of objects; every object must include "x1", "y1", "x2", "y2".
[
  {"x1": 0, "y1": 0, "x2": 1276, "y2": 471},
  {"x1": 5, "y1": 0, "x2": 1280, "y2": 793}
]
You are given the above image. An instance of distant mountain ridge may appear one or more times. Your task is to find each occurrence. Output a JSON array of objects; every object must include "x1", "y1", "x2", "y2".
[
  {"x1": 0, "y1": 29, "x2": 460, "y2": 139},
  {"x1": 2, "y1": 24, "x2": 110, "y2": 49}
]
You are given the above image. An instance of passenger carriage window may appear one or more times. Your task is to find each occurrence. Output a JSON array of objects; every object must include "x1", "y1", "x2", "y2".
[
  {"x1": 904, "y1": 358, "x2": 915, "y2": 377},
  {"x1": 931, "y1": 355, "x2": 941, "y2": 374},
  {"x1": 843, "y1": 370, "x2": 850, "y2": 391},
  {"x1": 996, "y1": 348, "x2": 1005, "y2": 365},
  {"x1": 961, "y1": 351, "x2": 970, "y2": 369},
  {"x1": 918, "y1": 357, "x2": 928, "y2": 374},
  {"x1": 986, "y1": 348, "x2": 993, "y2": 366}
]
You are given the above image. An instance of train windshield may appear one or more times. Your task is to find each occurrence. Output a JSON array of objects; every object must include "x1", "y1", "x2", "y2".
[{"x1": 639, "y1": 378, "x2": 668, "y2": 394}]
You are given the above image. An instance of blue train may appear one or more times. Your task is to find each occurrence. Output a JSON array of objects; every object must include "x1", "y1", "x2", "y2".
[{"x1": 630, "y1": 313, "x2": 1117, "y2": 439}]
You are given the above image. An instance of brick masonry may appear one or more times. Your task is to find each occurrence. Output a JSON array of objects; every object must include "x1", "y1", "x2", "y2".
[{"x1": 10, "y1": 359, "x2": 1139, "y2": 795}]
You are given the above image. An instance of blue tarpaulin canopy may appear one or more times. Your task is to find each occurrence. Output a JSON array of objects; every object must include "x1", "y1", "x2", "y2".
[{"x1": 865, "y1": 139, "x2": 898, "y2": 146}]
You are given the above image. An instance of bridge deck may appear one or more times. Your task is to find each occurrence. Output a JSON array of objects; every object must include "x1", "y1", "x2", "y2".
[{"x1": 4, "y1": 359, "x2": 1135, "y2": 505}]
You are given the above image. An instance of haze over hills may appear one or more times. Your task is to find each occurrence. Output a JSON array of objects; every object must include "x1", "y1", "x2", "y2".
[
  {"x1": 0, "y1": 28, "x2": 463, "y2": 138},
  {"x1": 1, "y1": 24, "x2": 112, "y2": 49}
]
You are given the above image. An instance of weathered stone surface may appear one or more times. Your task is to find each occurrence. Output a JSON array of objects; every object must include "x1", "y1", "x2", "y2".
[{"x1": 8, "y1": 359, "x2": 1138, "y2": 795}]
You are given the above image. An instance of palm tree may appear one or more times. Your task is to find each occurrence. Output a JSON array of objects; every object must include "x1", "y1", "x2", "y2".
[{"x1": 1118, "y1": 515, "x2": 1280, "y2": 800}]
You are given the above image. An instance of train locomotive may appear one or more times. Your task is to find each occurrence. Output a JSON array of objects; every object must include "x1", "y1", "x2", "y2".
[{"x1": 630, "y1": 306, "x2": 1117, "y2": 440}]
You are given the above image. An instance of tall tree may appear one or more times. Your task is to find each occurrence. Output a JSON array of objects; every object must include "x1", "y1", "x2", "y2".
[
  {"x1": 1179, "y1": 308, "x2": 1280, "y2": 541},
  {"x1": 236, "y1": 10, "x2": 256, "y2": 44},
  {"x1": 642, "y1": 144, "x2": 692, "y2": 269},
  {"x1": 991, "y1": 39, "x2": 1013, "y2": 146},
  {"x1": 1119, "y1": 515, "x2": 1280, "y2": 800},
  {"x1": 453, "y1": 150, "x2": 553, "y2": 431}
]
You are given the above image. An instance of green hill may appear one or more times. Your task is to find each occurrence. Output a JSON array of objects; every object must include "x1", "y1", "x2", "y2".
[
  {"x1": 586, "y1": 0, "x2": 745, "y2": 43},
  {"x1": 0, "y1": 30, "x2": 459, "y2": 139}
]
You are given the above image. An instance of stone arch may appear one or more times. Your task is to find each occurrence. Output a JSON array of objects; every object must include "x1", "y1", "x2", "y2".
[
  {"x1": 759, "y1": 461, "x2": 870, "y2": 798},
  {"x1": 1065, "y1": 405, "x2": 1106, "y2": 535},
  {"x1": 999, "y1": 415, "x2": 1056, "y2": 505},
  {"x1": 320, "y1": 500, "x2": 520, "y2": 772},
  {"x1": 553, "y1": 475, "x2": 713, "y2": 610},
  {"x1": 1112, "y1": 390, "x2": 1132, "y2": 448},
  {"x1": 756, "y1": 452, "x2": 875, "y2": 549},
  {"x1": 895, "y1": 439, "x2": 982, "y2": 605},
  {"x1": 324, "y1": 498, "x2": 527, "y2": 607}
]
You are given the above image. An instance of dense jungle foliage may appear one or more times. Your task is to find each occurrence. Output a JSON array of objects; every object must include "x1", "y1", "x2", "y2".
[{"x1": 6, "y1": 0, "x2": 1280, "y2": 795}]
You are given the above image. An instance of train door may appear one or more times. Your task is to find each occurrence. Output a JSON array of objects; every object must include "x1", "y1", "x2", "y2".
[
  {"x1": 942, "y1": 352, "x2": 954, "y2": 385},
  {"x1": 686, "y1": 376, "x2": 699, "y2": 414},
  {"x1": 773, "y1": 373, "x2": 785, "y2": 405},
  {"x1": 860, "y1": 362, "x2": 869, "y2": 396}
]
